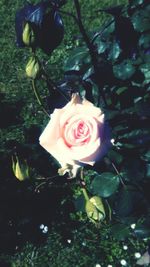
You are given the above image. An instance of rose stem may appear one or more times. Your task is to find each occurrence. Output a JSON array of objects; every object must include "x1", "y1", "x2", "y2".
[
  {"x1": 31, "y1": 79, "x2": 50, "y2": 118},
  {"x1": 35, "y1": 175, "x2": 59, "y2": 192},
  {"x1": 35, "y1": 181, "x2": 46, "y2": 192},
  {"x1": 73, "y1": 0, "x2": 108, "y2": 107},
  {"x1": 82, "y1": 188, "x2": 89, "y2": 201},
  {"x1": 111, "y1": 161, "x2": 126, "y2": 188},
  {"x1": 80, "y1": 168, "x2": 89, "y2": 201}
]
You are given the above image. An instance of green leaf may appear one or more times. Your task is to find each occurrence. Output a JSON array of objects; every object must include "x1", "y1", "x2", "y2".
[
  {"x1": 107, "y1": 149, "x2": 123, "y2": 165},
  {"x1": 74, "y1": 194, "x2": 86, "y2": 212},
  {"x1": 116, "y1": 87, "x2": 128, "y2": 95},
  {"x1": 130, "y1": 0, "x2": 144, "y2": 7},
  {"x1": 105, "y1": 110, "x2": 119, "y2": 120},
  {"x1": 132, "y1": 7, "x2": 150, "y2": 32},
  {"x1": 134, "y1": 226, "x2": 150, "y2": 238},
  {"x1": 64, "y1": 47, "x2": 90, "y2": 72},
  {"x1": 117, "y1": 128, "x2": 150, "y2": 146},
  {"x1": 115, "y1": 186, "x2": 144, "y2": 217},
  {"x1": 94, "y1": 22, "x2": 115, "y2": 41},
  {"x1": 90, "y1": 172, "x2": 120, "y2": 198},
  {"x1": 135, "y1": 99, "x2": 150, "y2": 116},
  {"x1": 108, "y1": 41, "x2": 121, "y2": 61},
  {"x1": 140, "y1": 63, "x2": 150, "y2": 84},
  {"x1": 142, "y1": 53, "x2": 150, "y2": 63},
  {"x1": 122, "y1": 158, "x2": 145, "y2": 182},
  {"x1": 96, "y1": 40, "x2": 108, "y2": 54},
  {"x1": 92, "y1": 84, "x2": 99, "y2": 106},
  {"x1": 139, "y1": 33, "x2": 150, "y2": 49},
  {"x1": 113, "y1": 60, "x2": 136, "y2": 80},
  {"x1": 141, "y1": 150, "x2": 150, "y2": 162},
  {"x1": 111, "y1": 224, "x2": 130, "y2": 241},
  {"x1": 83, "y1": 67, "x2": 93, "y2": 80},
  {"x1": 115, "y1": 187, "x2": 133, "y2": 217}
]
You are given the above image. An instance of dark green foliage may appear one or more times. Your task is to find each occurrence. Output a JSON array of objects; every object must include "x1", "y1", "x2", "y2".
[
  {"x1": 0, "y1": 0, "x2": 150, "y2": 265},
  {"x1": 111, "y1": 223, "x2": 130, "y2": 241},
  {"x1": 90, "y1": 172, "x2": 120, "y2": 198},
  {"x1": 60, "y1": 0, "x2": 150, "y2": 244}
]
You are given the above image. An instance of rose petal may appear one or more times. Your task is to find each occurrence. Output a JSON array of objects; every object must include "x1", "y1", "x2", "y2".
[
  {"x1": 56, "y1": 136, "x2": 101, "y2": 163},
  {"x1": 60, "y1": 104, "x2": 102, "y2": 130},
  {"x1": 39, "y1": 108, "x2": 62, "y2": 150},
  {"x1": 63, "y1": 115, "x2": 98, "y2": 145},
  {"x1": 80, "y1": 124, "x2": 111, "y2": 165}
]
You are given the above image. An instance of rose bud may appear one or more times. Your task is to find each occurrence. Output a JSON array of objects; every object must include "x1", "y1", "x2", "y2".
[
  {"x1": 26, "y1": 56, "x2": 40, "y2": 79},
  {"x1": 12, "y1": 155, "x2": 30, "y2": 181},
  {"x1": 39, "y1": 93, "x2": 111, "y2": 177},
  {"x1": 22, "y1": 22, "x2": 35, "y2": 47},
  {"x1": 15, "y1": 1, "x2": 64, "y2": 54},
  {"x1": 85, "y1": 196, "x2": 105, "y2": 224}
]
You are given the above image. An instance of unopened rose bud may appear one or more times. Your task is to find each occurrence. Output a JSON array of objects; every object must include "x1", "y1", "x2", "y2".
[
  {"x1": 85, "y1": 196, "x2": 105, "y2": 224},
  {"x1": 12, "y1": 155, "x2": 30, "y2": 181},
  {"x1": 22, "y1": 22, "x2": 35, "y2": 47},
  {"x1": 26, "y1": 56, "x2": 40, "y2": 79}
]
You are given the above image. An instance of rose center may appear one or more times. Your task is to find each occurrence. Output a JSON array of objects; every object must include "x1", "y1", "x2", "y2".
[{"x1": 64, "y1": 119, "x2": 92, "y2": 147}]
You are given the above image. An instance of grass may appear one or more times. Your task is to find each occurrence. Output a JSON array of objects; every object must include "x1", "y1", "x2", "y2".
[{"x1": 2, "y1": 223, "x2": 148, "y2": 267}]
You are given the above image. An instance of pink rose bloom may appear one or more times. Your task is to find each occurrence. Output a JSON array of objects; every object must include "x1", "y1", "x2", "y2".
[{"x1": 39, "y1": 94, "x2": 110, "y2": 177}]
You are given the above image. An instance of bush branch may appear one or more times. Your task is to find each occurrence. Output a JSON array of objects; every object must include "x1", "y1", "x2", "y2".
[{"x1": 73, "y1": 0, "x2": 107, "y2": 106}]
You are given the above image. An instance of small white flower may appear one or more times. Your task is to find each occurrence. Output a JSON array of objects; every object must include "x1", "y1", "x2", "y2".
[
  {"x1": 44, "y1": 226, "x2": 48, "y2": 231},
  {"x1": 107, "y1": 265, "x2": 113, "y2": 267},
  {"x1": 120, "y1": 259, "x2": 127, "y2": 266},
  {"x1": 39, "y1": 224, "x2": 44, "y2": 229},
  {"x1": 67, "y1": 239, "x2": 71, "y2": 244},
  {"x1": 95, "y1": 264, "x2": 101, "y2": 267},
  {"x1": 42, "y1": 226, "x2": 48, "y2": 233},
  {"x1": 134, "y1": 252, "x2": 141, "y2": 259},
  {"x1": 130, "y1": 223, "x2": 136, "y2": 229},
  {"x1": 111, "y1": 139, "x2": 115, "y2": 145},
  {"x1": 123, "y1": 245, "x2": 128, "y2": 250}
]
